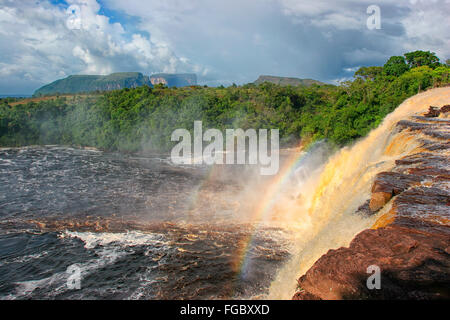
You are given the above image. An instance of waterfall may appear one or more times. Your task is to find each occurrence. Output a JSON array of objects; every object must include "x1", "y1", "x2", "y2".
[{"x1": 268, "y1": 87, "x2": 450, "y2": 299}]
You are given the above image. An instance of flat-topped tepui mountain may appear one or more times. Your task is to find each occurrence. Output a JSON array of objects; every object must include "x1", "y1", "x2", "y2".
[
  {"x1": 254, "y1": 75, "x2": 326, "y2": 87},
  {"x1": 33, "y1": 72, "x2": 326, "y2": 96},
  {"x1": 33, "y1": 72, "x2": 198, "y2": 96},
  {"x1": 34, "y1": 72, "x2": 152, "y2": 96}
]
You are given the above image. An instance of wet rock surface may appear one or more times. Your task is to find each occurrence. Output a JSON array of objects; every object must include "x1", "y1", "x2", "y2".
[
  {"x1": 293, "y1": 226, "x2": 450, "y2": 300},
  {"x1": 293, "y1": 103, "x2": 450, "y2": 300},
  {"x1": 369, "y1": 172, "x2": 423, "y2": 211}
]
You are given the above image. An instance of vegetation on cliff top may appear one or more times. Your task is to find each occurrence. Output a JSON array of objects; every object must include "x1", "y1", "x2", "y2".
[
  {"x1": 253, "y1": 75, "x2": 325, "y2": 87},
  {"x1": 1, "y1": 51, "x2": 449, "y2": 153},
  {"x1": 33, "y1": 72, "x2": 152, "y2": 96}
]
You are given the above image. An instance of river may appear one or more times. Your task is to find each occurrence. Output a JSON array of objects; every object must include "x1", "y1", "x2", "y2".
[{"x1": 0, "y1": 146, "x2": 295, "y2": 299}]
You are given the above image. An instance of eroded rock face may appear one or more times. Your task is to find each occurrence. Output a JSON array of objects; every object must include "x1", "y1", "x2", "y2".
[
  {"x1": 293, "y1": 226, "x2": 450, "y2": 300},
  {"x1": 424, "y1": 106, "x2": 441, "y2": 117},
  {"x1": 424, "y1": 104, "x2": 450, "y2": 118},
  {"x1": 369, "y1": 172, "x2": 423, "y2": 211},
  {"x1": 293, "y1": 101, "x2": 450, "y2": 300},
  {"x1": 441, "y1": 105, "x2": 450, "y2": 114}
]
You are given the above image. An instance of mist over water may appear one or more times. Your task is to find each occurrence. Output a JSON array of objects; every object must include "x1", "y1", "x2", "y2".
[
  {"x1": 1, "y1": 87, "x2": 448, "y2": 300},
  {"x1": 0, "y1": 146, "x2": 294, "y2": 299},
  {"x1": 268, "y1": 88, "x2": 450, "y2": 298}
]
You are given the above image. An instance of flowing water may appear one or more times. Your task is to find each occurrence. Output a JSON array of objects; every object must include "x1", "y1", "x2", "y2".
[
  {"x1": 0, "y1": 146, "x2": 294, "y2": 299},
  {"x1": 0, "y1": 88, "x2": 448, "y2": 300},
  {"x1": 268, "y1": 87, "x2": 450, "y2": 298}
]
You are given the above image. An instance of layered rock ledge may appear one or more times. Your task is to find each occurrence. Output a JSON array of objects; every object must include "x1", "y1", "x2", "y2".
[{"x1": 293, "y1": 102, "x2": 450, "y2": 300}]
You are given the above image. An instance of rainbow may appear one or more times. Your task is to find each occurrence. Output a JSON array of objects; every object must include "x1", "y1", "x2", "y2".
[
  {"x1": 183, "y1": 141, "x2": 311, "y2": 297},
  {"x1": 230, "y1": 141, "x2": 310, "y2": 290}
]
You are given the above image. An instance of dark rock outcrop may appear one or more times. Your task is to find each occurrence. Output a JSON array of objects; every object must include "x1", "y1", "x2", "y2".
[
  {"x1": 424, "y1": 104, "x2": 450, "y2": 117},
  {"x1": 150, "y1": 73, "x2": 197, "y2": 87},
  {"x1": 369, "y1": 172, "x2": 423, "y2": 211},
  {"x1": 424, "y1": 106, "x2": 441, "y2": 117},
  {"x1": 293, "y1": 226, "x2": 450, "y2": 300}
]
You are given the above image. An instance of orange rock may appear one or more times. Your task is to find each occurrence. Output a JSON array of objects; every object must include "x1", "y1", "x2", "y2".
[{"x1": 369, "y1": 192, "x2": 392, "y2": 212}]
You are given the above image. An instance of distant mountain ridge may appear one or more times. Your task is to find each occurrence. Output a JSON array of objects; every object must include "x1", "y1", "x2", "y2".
[
  {"x1": 33, "y1": 73, "x2": 323, "y2": 96},
  {"x1": 33, "y1": 72, "x2": 198, "y2": 96},
  {"x1": 254, "y1": 75, "x2": 325, "y2": 86},
  {"x1": 34, "y1": 72, "x2": 151, "y2": 96}
]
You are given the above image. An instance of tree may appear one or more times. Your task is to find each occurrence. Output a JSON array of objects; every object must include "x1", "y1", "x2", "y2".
[
  {"x1": 404, "y1": 51, "x2": 440, "y2": 69},
  {"x1": 355, "y1": 66, "x2": 383, "y2": 80},
  {"x1": 383, "y1": 56, "x2": 409, "y2": 76},
  {"x1": 432, "y1": 65, "x2": 450, "y2": 85}
]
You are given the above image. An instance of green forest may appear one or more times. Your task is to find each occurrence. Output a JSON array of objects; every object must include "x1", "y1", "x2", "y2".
[{"x1": 1, "y1": 51, "x2": 449, "y2": 153}]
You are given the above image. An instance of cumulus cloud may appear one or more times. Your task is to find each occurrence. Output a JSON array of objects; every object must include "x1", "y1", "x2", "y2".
[
  {"x1": 0, "y1": 0, "x2": 198, "y2": 93},
  {"x1": 103, "y1": 0, "x2": 450, "y2": 84},
  {"x1": 0, "y1": 0, "x2": 449, "y2": 93}
]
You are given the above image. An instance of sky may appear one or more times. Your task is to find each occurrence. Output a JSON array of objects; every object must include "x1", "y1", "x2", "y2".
[{"x1": 0, "y1": 0, "x2": 449, "y2": 94}]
